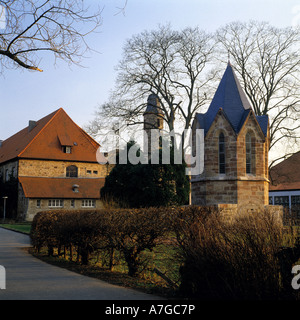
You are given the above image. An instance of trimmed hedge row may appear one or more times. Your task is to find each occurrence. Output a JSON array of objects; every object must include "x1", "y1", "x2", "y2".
[
  {"x1": 30, "y1": 207, "x2": 173, "y2": 276},
  {"x1": 30, "y1": 206, "x2": 299, "y2": 299}
]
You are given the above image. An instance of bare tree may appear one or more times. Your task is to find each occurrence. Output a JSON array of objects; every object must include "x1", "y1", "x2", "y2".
[
  {"x1": 216, "y1": 21, "x2": 300, "y2": 166},
  {"x1": 0, "y1": 0, "x2": 102, "y2": 72},
  {"x1": 91, "y1": 24, "x2": 216, "y2": 135}
]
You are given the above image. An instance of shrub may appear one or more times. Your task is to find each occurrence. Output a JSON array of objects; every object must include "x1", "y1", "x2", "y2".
[
  {"x1": 30, "y1": 210, "x2": 62, "y2": 255},
  {"x1": 173, "y1": 207, "x2": 298, "y2": 300},
  {"x1": 30, "y1": 210, "x2": 107, "y2": 264},
  {"x1": 30, "y1": 206, "x2": 299, "y2": 297},
  {"x1": 30, "y1": 208, "x2": 169, "y2": 274},
  {"x1": 103, "y1": 208, "x2": 169, "y2": 277}
]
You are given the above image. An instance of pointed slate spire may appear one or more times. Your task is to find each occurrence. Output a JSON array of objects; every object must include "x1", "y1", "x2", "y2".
[{"x1": 204, "y1": 62, "x2": 252, "y2": 134}]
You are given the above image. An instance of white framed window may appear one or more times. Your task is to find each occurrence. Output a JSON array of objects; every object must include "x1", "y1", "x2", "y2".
[
  {"x1": 36, "y1": 199, "x2": 41, "y2": 208},
  {"x1": 48, "y1": 199, "x2": 64, "y2": 207},
  {"x1": 70, "y1": 199, "x2": 75, "y2": 208},
  {"x1": 81, "y1": 199, "x2": 95, "y2": 208}
]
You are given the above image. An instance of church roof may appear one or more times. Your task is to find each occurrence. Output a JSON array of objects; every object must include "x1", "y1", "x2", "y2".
[
  {"x1": 196, "y1": 63, "x2": 268, "y2": 136},
  {"x1": 144, "y1": 93, "x2": 161, "y2": 114},
  {"x1": 0, "y1": 108, "x2": 102, "y2": 164}
]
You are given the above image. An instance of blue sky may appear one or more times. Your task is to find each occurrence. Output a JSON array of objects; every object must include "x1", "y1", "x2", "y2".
[{"x1": 1, "y1": 0, "x2": 299, "y2": 141}]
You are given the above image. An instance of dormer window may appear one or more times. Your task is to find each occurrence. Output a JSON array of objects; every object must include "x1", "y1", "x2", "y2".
[
  {"x1": 62, "y1": 146, "x2": 72, "y2": 154},
  {"x1": 58, "y1": 134, "x2": 73, "y2": 154}
]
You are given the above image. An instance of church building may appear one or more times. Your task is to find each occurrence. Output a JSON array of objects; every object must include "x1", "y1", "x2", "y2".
[{"x1": 191, "y1": 62, "x2": 270, "y2": 211}]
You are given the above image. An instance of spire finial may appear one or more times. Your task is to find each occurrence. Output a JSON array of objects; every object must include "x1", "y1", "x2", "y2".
[{"x1": 227, "y1": 51, "x2": 231, "y2": 65}]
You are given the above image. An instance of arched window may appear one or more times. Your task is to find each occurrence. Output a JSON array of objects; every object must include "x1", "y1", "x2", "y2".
[
  {"x1": 246, "y1": 132, "x2": 255, "y2": 174},
  {"x1": 66, "y1": 165, "x2": 78, "y2": 177},
  {"x1": 219, "y1": 132, "x2": 225, "y2": 174}
]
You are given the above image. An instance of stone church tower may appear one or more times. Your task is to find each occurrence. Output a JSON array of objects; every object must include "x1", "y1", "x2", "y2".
[
  {"x1": 191, "y1": 63, "x2": 270, "y2": 211},
  {"x1": 143, "y1": 94, "x2": 164, "y2": 158}
]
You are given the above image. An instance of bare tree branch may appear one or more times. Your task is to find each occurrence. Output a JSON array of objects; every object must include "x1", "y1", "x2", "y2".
[
  {"x1": 0, "y1": 0, "x2": 102, "y2": 72},
  {"x1": 216, "y1": 21, "x2": 300, "y2": 165},
  {"x1": 88, "y1": 24, "x2": 216, "y2": 139}
]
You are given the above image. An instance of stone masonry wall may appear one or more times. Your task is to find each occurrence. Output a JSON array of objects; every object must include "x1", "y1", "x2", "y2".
[
  {"x1": 0, "y1": 160, "x2": 18, "y2": 181},
  {"x1": 18, "y1": 159, "x2": 109, "y2": 178},
  {"x1": 191, "y1": 111, "x2": 269, "y2": 207}
]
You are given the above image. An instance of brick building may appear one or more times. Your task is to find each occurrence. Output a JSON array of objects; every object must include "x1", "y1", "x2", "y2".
[
  {"x1": 191, "y1": 63, "x2": 270, "y2": 212},
  {"x1": 0, "y1": 108, "x2": 108, "y2": 221}
]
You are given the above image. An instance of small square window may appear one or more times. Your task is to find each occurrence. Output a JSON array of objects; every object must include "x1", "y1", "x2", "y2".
[
  {"x1": 87, "y1": 170, "x2": 91, "y2": 174},
  {"x1": 62, "y1": 146, "x2": 72, "y2": 154}
]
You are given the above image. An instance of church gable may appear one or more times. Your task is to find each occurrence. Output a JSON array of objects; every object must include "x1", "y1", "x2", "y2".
[
  {"x1": 236, "y1": 111, "x2": 268, "y2": 178},
  {"x1": 204, "y1": 109, "x2": 237, "y2": 178},
  {"x1": 205, "y1": 108, "x2": 236, "y2": 140},
  {"x1": 238, "y1": 110, "x2": 267, "y2": 142}
]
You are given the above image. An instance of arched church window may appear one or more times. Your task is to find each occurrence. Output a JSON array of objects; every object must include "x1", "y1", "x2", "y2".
[
  {"x1": 219, "y1": 132, "x2": 225, "y2": 174},
  {"x1": 246, "y1": 132, "x2": 254, "y2": 174},
  {"x1": 66, "y1": 165, "x2": 78, "y2": 177}
]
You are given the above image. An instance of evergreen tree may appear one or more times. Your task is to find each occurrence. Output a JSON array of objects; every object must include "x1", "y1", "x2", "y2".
[{"x1": 100, "y1": 140, "x2": 190, "y2": 208}]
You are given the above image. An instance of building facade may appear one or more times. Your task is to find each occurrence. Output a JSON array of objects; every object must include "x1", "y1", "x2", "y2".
[
  {"x1": 269, "y1": 151, "x2": 300, "y2": 211},
  {"x1": 191, "y1": 63, "x2": 270, "y2": 212},
  {"x1": 0, "y1": 108, "x2": 108, "y2": 221}
]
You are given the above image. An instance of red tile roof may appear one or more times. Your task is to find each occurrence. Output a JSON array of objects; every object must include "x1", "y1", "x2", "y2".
[
  {"x1": 269, "y1": 151, "x2": 300, "y2": 191},
  {"x1": 19, "y1": 177, "x2": 105, "y2": 199},
  {"x1": 0, "y1": 108, "x2": 103, "y2": 164}
]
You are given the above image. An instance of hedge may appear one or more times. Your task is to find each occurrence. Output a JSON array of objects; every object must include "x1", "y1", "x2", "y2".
[
  {"x1": 30, "y1": 206, "x2": 300, "y2": 299},
  {"x1": 30, "y1": 208, "x2": 170, "y2": 276}
]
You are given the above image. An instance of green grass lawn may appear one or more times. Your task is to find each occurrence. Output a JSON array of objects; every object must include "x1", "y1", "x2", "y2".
[{"x1": 0, "y1": 223, "x2": 31, "y2": 234}]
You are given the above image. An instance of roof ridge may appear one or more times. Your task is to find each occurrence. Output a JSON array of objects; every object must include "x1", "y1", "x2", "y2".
[
  {"x1": 59, "y1": 109, "x2": 101, "y2": 149},
  {"x1": 18, "y1": 108, "x2": 62, "y2": 158}
]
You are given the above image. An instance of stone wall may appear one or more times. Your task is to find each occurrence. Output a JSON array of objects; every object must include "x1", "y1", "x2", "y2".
[
  {"x1": 18, "y1": 159, "x2": 109, "y2": 178},
  {"x1": 216, "y1": 203, "x2": 283, "y2": 224},
  {"x1": 191, "y1": 179, "x2": 238, "y2": 205},
  {"x1": 191, "y1": 110, "x2": 270, "y2": 208},
  {"x1": 0, "y1": 160, "x2": 18, "y2": 181},
  {"x1": 236, "y1": 112, "x2": 268, "y2": 180}
]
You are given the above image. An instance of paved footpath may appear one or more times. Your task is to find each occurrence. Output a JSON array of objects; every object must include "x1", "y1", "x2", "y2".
[{"x1": 0, "y1": 227, "x2": 163, "y2": 300}]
